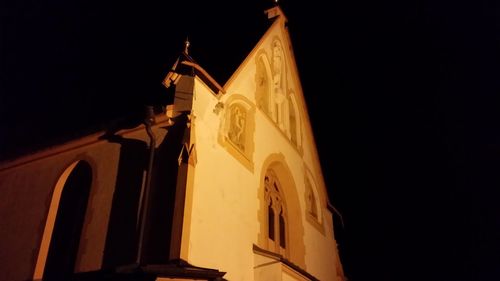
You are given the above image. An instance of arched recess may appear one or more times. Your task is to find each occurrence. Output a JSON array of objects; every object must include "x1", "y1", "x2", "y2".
[
  {"x1": 219, "y1": 94, "x2": 255, "y2": 172},
  {"x1": 270, "y1": 38, "x2": 287, "y2": 129},
  {"x1": 255, "y1": 50, "x2": 273, "y2": 116},
  {"x1": 255, "y1": 43, "x2": 302, "y2": 150},
  {"x1": 304, "y1": 166, "x2": 328, "y2": 234},
  {"x1": 305, "y1": 177, "x2": 319, "y2": 220},
  {"x1": 33, "y1": 160, "x2": 93, "y2": 281},
  {"x1": 257, "y1": 154, "x2": 306, "y2": 268},
  {"x1": 287, "y1": 92, "x2": 302, "y2": 148}
]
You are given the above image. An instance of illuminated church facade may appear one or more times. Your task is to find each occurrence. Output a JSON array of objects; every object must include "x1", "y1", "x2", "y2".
[{"x1": 0, "y1": 6, "x2": 345, "y2": 281}]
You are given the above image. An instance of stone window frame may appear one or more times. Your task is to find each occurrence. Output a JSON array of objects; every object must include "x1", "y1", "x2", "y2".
[
  {"x1": 257, "y1": 154, "x2": 307, "y2": 268},
  {"x1": 264, "y1": 169, "x2": 288, "y2": 256}
]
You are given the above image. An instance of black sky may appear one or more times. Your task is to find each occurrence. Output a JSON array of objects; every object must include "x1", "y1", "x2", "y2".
[{"x1": 2, "y1": 1, "x2": 500, "y2": 280}]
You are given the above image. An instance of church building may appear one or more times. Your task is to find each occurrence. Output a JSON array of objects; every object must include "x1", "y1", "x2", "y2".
[{"x1": 0, "y1": 5, "x2": 345, "y2": 281}]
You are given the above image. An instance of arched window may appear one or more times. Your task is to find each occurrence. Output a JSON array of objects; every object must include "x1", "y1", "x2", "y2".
[
  {"x1": 264, "y1": 169, "x2": 287, "y2": 255},
  {"x1": 33, "y1": 160, "x2": 93, "y2": 281},
  {"x1": 257, "y1": 156, "x2": 307, "y2": 267}
]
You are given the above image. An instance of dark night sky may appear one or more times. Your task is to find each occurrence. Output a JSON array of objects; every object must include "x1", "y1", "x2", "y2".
[{"x1": 2, "y1": 1, "x2": 500, "y2": 280}]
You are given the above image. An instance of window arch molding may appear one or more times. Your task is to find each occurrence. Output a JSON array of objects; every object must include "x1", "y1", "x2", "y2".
[{"x1": 257, "y1": 153, "x2": 306, "y2": 268}]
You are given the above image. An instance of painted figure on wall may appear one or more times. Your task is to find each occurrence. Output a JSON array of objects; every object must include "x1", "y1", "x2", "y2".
[
  {"x1": 271, "y1": 40, "x2": 286, "y2": 130},
  {"x1": 228, "y1": 104, "x2": 246, "y2": 151}
]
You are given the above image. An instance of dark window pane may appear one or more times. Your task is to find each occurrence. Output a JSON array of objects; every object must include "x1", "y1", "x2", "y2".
[
  {"x1": 268, "y1": 205, "x2": 275, "y2": 241},
  {"x1": 279, "y1": 211, "x2": 286, "y2": 248}
]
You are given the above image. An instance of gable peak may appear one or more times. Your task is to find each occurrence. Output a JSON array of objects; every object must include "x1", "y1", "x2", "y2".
[
  {"x1": 264, "y1": 4, "x2": 288, "y2": 23},
  {"x1": 183, "y1": 37, "x2": 190, "y2": 55}
]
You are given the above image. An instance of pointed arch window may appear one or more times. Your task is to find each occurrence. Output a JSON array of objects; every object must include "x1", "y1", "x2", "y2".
[{"x1": 264, "y1": 169, "x2": 287, "y2": 255}]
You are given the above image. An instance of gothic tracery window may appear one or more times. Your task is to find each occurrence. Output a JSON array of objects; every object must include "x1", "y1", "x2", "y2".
[{"x1": 264, "y1": 169, "x2": 287, "y2": 255}]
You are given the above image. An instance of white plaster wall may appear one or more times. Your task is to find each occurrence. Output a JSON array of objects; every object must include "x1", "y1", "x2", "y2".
[
  {"x1": 186, "y1": 17, "x2": 341, "y2": 281},
  {"x1": 188, "y1": 79, "x2": 258, "y2": 281},
  {"x1": 254, "y1": 254, "x2": 282, "y2": 281}
]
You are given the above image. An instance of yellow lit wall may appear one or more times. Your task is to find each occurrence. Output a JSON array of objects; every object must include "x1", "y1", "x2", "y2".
[{"x1": 183, "y1": 13, "x2": 342, "y2": 281}]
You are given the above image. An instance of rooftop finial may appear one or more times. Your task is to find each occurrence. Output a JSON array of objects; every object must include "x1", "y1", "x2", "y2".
[
  {"x1": 184, "y1": 37, "x2": 190, "y2": 55},
  {"x1": 265, "y1": 1, "x2": 287, "y2": 21}
]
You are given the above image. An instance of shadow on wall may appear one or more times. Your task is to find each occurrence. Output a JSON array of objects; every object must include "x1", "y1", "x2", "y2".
[
  {"x1": 102, "y1": 136, "x2": 147, "y2": 268},
  {"x1": 142, "y1": 114, "x2": 188, "y2": 264},
  {"x1": 101, "y1": 113, "x2": 189, "y2": 268}
]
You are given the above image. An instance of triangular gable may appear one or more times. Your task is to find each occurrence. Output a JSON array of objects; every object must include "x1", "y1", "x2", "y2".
[{"x1": 222, "y1": 6, "x2": 331, "y2": 212}]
